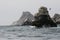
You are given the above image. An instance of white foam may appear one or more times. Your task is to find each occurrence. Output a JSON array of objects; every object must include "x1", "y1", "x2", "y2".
[{"x1": 29, "y1": 26, "x2": 36, "y2": 28}]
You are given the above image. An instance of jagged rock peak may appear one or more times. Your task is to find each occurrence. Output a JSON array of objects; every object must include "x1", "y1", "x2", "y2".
[{"x1": 12, "y1": 11, "x2": 35, "y2": 26}]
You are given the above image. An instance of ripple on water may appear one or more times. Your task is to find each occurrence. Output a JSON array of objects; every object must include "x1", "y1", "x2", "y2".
[{"x1": 0, "y1": 26, "x2": 60, "y2": 40}]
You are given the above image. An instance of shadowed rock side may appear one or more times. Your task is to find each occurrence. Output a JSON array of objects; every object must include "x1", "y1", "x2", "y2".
[
  {"x1": 53, "y1": 14, "x2": 60, "y2": 24},
  {"x1": 12, "y1": 11, "x2": 34, "y2": 26},
  {"x1": 32, "y1": 6, "x2": 57, "y2": 28}
]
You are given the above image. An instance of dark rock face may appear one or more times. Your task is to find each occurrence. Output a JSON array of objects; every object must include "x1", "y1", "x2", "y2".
[
  {"x1": 32, "y1": 6, "x2": 57, "y2": 27},
  {"x1": 53, "y1": 14, "x2": 60, "y2": 24}
]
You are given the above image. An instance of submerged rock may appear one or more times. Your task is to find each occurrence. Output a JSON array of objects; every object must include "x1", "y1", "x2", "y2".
[{"x1": 32, "y1": 6, "x2": 57, "y2": 27}]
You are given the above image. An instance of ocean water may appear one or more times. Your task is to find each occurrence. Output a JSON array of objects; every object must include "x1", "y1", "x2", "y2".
[{"x1": 0, "y1": 25, "x2": 60, "y2": 40}]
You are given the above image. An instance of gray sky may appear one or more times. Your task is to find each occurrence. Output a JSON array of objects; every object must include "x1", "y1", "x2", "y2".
[{"x1": 0, "y1": 0, "x2": 60, "y2": 25}]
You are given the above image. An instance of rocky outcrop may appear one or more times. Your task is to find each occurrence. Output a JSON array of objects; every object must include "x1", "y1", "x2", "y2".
[
  {"x1": 53, "y1": 14, "x2": 60, "y2": 24},
  {"x1": 32, "y1": 6, "x2": 57, "y2": 27},
  {"x1": 12, "y1": 6, "x2": 57, "y2": 27},
  {"x1": 12, "y1": 11, "x2": 34, "y2": 26}
]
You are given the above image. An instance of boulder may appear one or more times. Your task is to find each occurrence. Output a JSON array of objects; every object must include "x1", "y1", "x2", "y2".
[
  {"x1": 32, "y1": 6, "x2": 57, "y2": 28},
  {"x1": 53, "y1": 14, "x2": 60, "y2": 24}
]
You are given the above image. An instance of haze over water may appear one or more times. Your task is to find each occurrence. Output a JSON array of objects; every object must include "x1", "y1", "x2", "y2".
[{"x1": 0, "y1": 0, "x2": 60, "y2": 25}]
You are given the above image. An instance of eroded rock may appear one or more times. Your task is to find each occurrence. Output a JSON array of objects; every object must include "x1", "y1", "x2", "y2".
[
  {"x1": 12, "y1": 11, "x2": 34, "y2": 26},
  {"x1": 32, "y1": 6, "x2": 57, "y2": 27},
  {"x1": 53, "y1": 14, "x2": 60, "y2": 24}
]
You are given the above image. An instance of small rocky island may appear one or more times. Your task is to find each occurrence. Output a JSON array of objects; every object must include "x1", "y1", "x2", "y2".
[
  {"x1": 31, "y1": 6, "x2": 57, "y2": 27},
  {"x1": 12, "y1": 6, "x2": 57, "y2": 27}
]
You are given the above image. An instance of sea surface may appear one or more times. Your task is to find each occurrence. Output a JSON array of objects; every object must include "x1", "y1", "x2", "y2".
[{"x1": 0, "y1": 25, "x2": 60, "y2": 40}]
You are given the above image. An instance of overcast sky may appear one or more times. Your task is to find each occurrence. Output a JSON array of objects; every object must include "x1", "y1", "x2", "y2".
[{"x1": 0, "y1": 0, "x2": 60, "y2": 25}]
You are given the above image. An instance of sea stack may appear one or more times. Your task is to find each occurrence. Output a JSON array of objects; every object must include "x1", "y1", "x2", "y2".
[
  {"x1": 32, "y1": 6, "x2": 57, "y2": 28},
  {"x1": 12, "y1": 11, "x2": 34, "y2": 26}
]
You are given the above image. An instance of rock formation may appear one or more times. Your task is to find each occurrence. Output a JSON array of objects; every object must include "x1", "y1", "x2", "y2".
[
  {"x1": 12, "y1": 6, "x2": 57, "y2": 28},
  {"x1": 53, "y1": 14, "x2": 60, "y2": 24},
  {"x1": 12, "y1": 11, "x2": 34, "y2": 26},
  {"x1": 32, "y1": 6, "x2": 57, "y2": 28}
]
